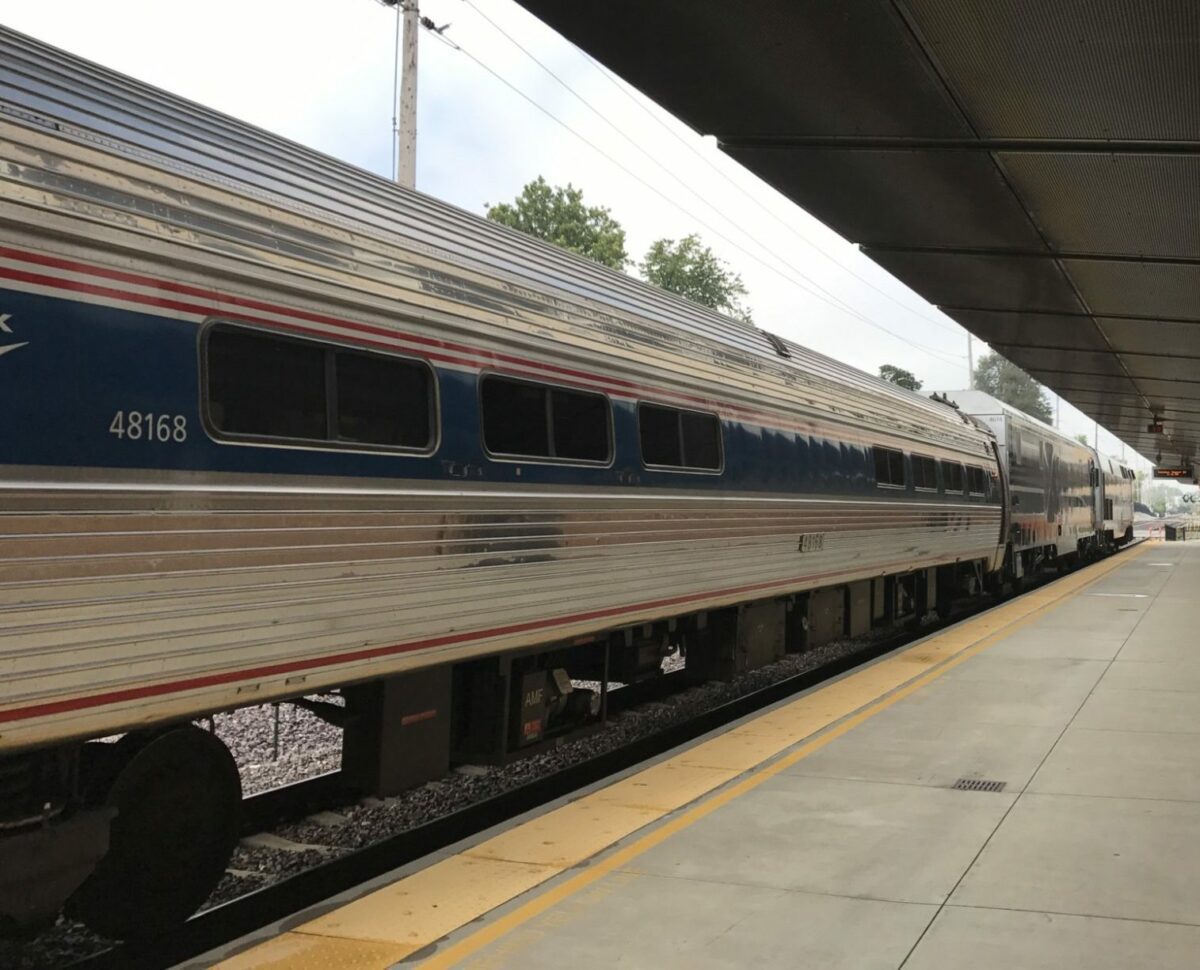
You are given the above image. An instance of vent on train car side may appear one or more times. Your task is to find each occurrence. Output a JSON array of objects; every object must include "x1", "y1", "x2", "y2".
[{"x1": 763, "y1": 332, "x2": 792, "y2": 358}]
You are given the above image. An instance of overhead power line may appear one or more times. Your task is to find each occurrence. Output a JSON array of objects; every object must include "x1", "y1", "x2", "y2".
[
  {"x1": 423, "y1": 13, "x2": 965, "y2": 365},
  {"x1": 458, "y1": 0, "x2": 917, "y2": 335},
  {"x1": 457, "y1": 0, "x2": 962, "y2": 357},
  {"x1": 578, "y1": 52, "x2": 967, "y2": 340}
]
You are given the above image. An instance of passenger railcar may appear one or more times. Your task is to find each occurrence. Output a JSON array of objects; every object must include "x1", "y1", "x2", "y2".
[
  {"x1": 1096, "y1": 454, "x2": 1136, "y2": 548},
  {"x1": 938, "y1": 390, "x2": 1103, "y2": 576},
  {"x1": 0, "y1": 28, "x2": 1008, "y2": 935}
]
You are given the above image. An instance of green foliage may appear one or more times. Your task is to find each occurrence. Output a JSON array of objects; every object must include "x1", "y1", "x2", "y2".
[
  {"x1": 878, "y1": 364, "x2": 922, "y2": 391},
  {"x1": 639, "y1": 234, "x2": 750, "y2": 321},
  {"x1": 486, "y1": 176, "x2": 628, "y2": 270},
  {"x1": 1074, "y1": 433, "x2": 1089, "y2": 446},
  {"x1": 972, "y1": 353, "x2": 1053, "y2": 424}
]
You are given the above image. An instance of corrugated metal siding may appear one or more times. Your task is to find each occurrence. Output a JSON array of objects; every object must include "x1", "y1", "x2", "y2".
[
  {"x1": 0, "y1": 27, "x2": 1004, "y2": 750},
  {"x1": 0, "y1": 112, "x2": 990, "y2": 456},
  {"x1": 0, "y1": 485, "x2": 1001, "y2": 748}
]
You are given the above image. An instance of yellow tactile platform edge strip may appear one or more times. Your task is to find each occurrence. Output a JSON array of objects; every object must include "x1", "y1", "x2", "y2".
[{"x1": 217, "y1": 544, "x2": 1150, "y2": 969}]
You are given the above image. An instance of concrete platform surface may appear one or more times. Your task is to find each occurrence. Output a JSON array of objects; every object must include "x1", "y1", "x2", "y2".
[{"x1": 205, "y1": 541, "x2": 1200, "y2": 969}]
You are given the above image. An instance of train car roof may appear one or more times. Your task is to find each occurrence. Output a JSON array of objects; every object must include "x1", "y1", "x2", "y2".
[
  {"x1": 0, "y1": 24, "x2": 981, "y2": 447},
  {"x1": 933, "y1": 390, "x2": 1096, "y2": 451}
]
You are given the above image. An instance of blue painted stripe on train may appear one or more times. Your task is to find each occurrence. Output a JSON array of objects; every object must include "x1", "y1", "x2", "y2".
[{"x1": 0, "y1": 288, "x2": 999, "y2": 503}]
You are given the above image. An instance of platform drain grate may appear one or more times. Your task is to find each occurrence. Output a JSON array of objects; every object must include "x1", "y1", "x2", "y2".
[{"x1": 952, "y1": 778, "x2": 1007, "y2": 793}]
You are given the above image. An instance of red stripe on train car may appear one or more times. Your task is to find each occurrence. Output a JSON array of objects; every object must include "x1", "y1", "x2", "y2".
[{"x1": 0, "y1": 551, "x2": 984, "y2": 724}]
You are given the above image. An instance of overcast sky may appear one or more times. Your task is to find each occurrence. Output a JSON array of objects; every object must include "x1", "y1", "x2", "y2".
[{"x1": 2, "y1": 0, "x2": 1148, "y2": 467}]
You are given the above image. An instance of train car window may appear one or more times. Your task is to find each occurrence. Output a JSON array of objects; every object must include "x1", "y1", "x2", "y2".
[
  {"x1": 967, "y1": 465, "x2": 988, "y2": 494},
  {"x1": 205, "y1": 324, "x2": 436, "y2": 451},
  {"x1": 680, "y1": 410, "x2": 722, "y2": 469},
  {"x1": 482, "y1": 376, "x2": 610, "y2": 462},
  {"x1": 482, "y1": 378, "x2": 552, "y2": 457},
  {"x1": 335, "y1": 350, "x2": 432, "y2": 447},
  {"x1": 638, "y1": 403, "x2": 722, "y2": 470},
  {"x1": 873, "y1": 446, "x2": 906, "y2": 487},
  {"x1": 941, "y1": 461, "x2": 965, "y2": 493},
  {"x1": 912, "y1": 454, "x2": 938, "y2": 490},
  {"x1": 551, "y1": 386, "x2": 610, "y2": 461},
  {"x1": 207, "y1": 326, "x2": 328, "y2": 440},
  {"x1": 639, "y1": 404, "x2": 682, "y2": 466}
]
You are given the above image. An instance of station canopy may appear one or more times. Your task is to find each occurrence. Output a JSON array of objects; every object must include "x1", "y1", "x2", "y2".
[{"x1": 516, "y1": 0, "x2": 1200, "y2": 466}]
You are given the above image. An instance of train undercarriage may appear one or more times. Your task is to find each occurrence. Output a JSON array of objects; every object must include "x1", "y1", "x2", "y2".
[{"x1": 0, "y1": 560, "x2": 995, "y2": 940}]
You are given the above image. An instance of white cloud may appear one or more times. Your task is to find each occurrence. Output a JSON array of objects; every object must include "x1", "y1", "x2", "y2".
[{"x1": 2, "y1": 0, "x2": 1145, "y2": 466}]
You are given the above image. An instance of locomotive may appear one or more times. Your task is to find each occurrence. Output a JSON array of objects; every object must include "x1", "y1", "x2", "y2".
[{"x1": 0, "y1": 27, "x2": 1133, "y2": 937}]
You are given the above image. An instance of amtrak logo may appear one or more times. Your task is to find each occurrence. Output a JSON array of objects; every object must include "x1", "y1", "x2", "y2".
[{"x1": 0, "y1": 314, "x2": 28, "y2": 358}]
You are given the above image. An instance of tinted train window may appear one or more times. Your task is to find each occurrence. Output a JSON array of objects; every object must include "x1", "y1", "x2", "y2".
[
  {"x1": 207, "y1": 327, "x2": 328, "y2": 440},
  {"x1": 912, "y1": 454, "x2": 938, "y2": 490},
  {"x1": 482, "y1": 376, "x2": 610, "y2": 462},
  {"x1": 638, "y1": 403, "x2": 722, "y2": 470},
  {"x1": 205, "y1": 325, "x2": 433, "y2": 450},
  {"x1": 481, "y1": 377, "x2": 551, "y2": 457},
  {"x1": 639, "y1": 404, "x2": 682, "y2": 466},
  {"x1": 681, "y1": 411, "x2": 722, "y2": 469},
  {"x1": 942, "y1": 461, "x2": 965, "y2": 493},
  {"x1": 551, "y1": 385, "x2": 610, "y2": 461},
  {"x1": 336, "y1": 350, "x2": 432, "y2": 447},
  {"x1": 967, "y1": 465, "x2": 988, "y2": 494},
  {"x1": 873, "y1": 447, "x2": 905, "y2": 487}
]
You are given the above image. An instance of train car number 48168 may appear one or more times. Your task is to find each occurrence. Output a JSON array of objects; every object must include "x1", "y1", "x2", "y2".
[{"x1": 109, "y1": 411, "x2": 189, "y2": 442}]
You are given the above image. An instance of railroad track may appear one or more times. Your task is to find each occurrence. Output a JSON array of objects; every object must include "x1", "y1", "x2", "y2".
[
  {"x1": 235, "y1": 667, "x2": 690, "y2": 837},
  {"x1": 57, "y1": 542, "x2": 1145, "y2": 970}
]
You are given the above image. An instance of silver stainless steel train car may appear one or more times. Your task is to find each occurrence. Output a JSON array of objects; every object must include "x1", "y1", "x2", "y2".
[
  {"x1": 0, "y1": 28, "x2": 1008, "y2": 936},
  {"x1": 936, "y1": 391, "x2": 1108, "y2": 576},
  {"x1": 1096, "y1": 453, "x2": 1136, "y2": 549}
]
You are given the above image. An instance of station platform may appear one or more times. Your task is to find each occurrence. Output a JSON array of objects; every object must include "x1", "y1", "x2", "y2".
[{"x1": 207, "y1": 541, "x2": 1200, "y2": 969}]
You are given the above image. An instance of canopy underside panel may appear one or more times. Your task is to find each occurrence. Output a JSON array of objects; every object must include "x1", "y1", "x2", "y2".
[{"x1": 516, "y1": 0, "x2": 1200, "y2": 462}]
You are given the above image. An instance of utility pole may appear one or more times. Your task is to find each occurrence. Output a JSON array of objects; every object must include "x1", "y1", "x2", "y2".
[
  {"x1": 396, "y1": 1, "x2": 419, "y2": 188},
  {"x1": 1055, "y1": 393, "x2": 1060, "y2": 429},
  {"x1": 966, "y1": 333, "x2": 974, "y2": 389}
]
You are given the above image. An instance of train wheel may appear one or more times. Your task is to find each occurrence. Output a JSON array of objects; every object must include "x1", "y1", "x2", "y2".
[{"x1": 66, "y1": 725, "x2": 241, "y2": 939}]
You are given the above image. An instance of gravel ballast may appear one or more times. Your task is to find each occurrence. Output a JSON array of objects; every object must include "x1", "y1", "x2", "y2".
[{"x1": 3, "y1": 634, "x2": 885, "y2": 969}]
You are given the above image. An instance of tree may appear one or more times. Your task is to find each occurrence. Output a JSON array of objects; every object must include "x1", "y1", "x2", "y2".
[
  {"x1": 486, "y1": 176, "x2": 628, "y2": 270},
  {"x1": 879, "y1": 365, "x2": 922, "y2": 391},
  {"x1": 972, "y1": 353, "x2": 1053, "y2": 424},
  {"x1": 639, "y1": 234, "x2": 751, "y2": 321},
  {"x1": 1074, "y1": 433, "x2": 1089, "y2": 446},
  {"x1": 1145, "y1": 483, "x2": 1172, "y2": 517}
]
